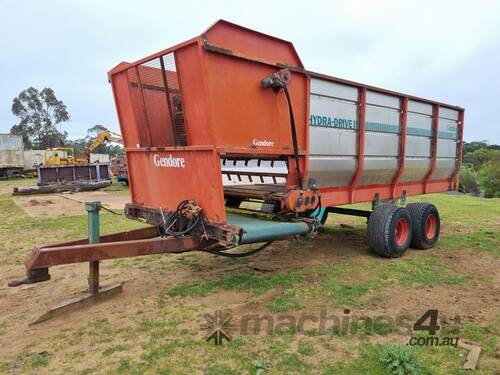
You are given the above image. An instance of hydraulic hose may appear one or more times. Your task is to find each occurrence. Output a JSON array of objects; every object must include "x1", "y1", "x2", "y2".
[
  {"x1": 278, "y1": 79, "x2": 303, "y2": 190},
  {"x1": 206, "y1": 241, "x2": 273, "y2": 257}
]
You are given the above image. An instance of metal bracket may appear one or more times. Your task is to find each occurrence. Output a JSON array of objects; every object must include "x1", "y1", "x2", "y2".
[{"x1": 28, "y1": 201, "x2": 124, "y2": 325}]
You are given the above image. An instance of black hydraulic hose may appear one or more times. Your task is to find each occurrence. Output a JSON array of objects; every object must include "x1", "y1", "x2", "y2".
[
  {"x1": 161, "y1": 200, "x2": 204, "y2": 237},
  {"x1": 279, "y1": 80, "x2": 303, "y2": 190},
  {"x1": 206, "y1": 241, "x2": 273, "y2": 258}
]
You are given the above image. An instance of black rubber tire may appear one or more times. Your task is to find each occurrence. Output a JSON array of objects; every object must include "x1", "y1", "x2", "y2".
[
  {"x1": 367, "y1": 204, "x2": 413, "y2": 258},
  {"x1": 407, "y1": 203, "x2": 440, "y2": 249}
]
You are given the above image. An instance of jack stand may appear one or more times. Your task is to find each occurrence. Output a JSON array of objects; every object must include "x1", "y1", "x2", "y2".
[{"x1": 31, "y1": 201, "x2": 123, "y2": 325}]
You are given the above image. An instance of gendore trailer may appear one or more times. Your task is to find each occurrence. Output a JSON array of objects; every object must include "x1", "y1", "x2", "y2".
[{"x1": 10, "y1": 20, "x2": 463, "y2": 288}]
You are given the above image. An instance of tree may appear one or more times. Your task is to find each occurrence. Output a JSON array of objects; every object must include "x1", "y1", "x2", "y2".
[
  {"x1": 477, "y1": 154, "x2": 500, "y2": 198},
  {"x1": 458, "y1": 165, "x2": 480, "y2": 196},
  {"x1": 463, "y1": 148, "x2": 498, "y2": 170},
  {"x1": 462, "y1": 141, "x2": 488, "y2": 154},
  {"x1": 10, "y1": 87, "x2": 70, "y2": 149}
]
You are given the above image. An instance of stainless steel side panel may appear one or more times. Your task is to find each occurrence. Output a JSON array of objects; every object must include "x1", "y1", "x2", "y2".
[
  {"x1": 406, "y1": 135, "x2": 431, "y2": 157},
  {"x1": 399, "y1": 158, "x2": 431, "y2": 182},
  {"x1": 309, "y1": 127, "x2": 357, "y2": 156},
  {"x1": 307, "y1": 78, "x2": 359, "y2": 187},
  {"x1": 440, "y1": 107, "x2": 459, "y2": 120},
  {"x1": 366, "y1": 91, "x2": 399, "y2": 108},
  {"x1": 431, "y1": 110, "x2": 459, "y2": 180},
  {"x1": 308, "y1": 156, "x2": 357, "y2": 187},
  {"x1": 438, "y1": 118, "x2": 458, "y2": 140},
  {"x1": 436, "y1": 138, "x2": 457, "y2": 158},
  {"x1": 400, "y1": 101, "x2": 434, "y2": 183},
  {"x1": 365, "y1": 132, "x2": 399, "y2": 157},
  {"x1": 360, "y1": 158, "x2": 398, "y2": 185},
  {"x1": 408, "y1": 100, "x2": 433, "y2": 115},
  {"x1": 309, "y1": 95, "x2": 358, "y2": 129},
  {"x1": 407, "y1": 112, "x2": 433, "y2": 137},
  {"x1": 310, "y1": 79, "x2": 358, "y2": 101},
  {"x1": 307, "y1": 79, "x2": 460, "y2": 189},
  {"x1": 366, "y1": 105, "x2": 400, "y2": 131},
  {"x1": 360, "y1": 94, "x2": 400, "y2": 185},
  {"x1": 432, "y1": 158, "x2": 456, "y2": 179}
]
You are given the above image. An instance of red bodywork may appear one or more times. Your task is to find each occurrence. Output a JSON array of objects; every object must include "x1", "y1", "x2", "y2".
[{"x1": 108, "y1": 20, "x2": 464, "y2": 224}]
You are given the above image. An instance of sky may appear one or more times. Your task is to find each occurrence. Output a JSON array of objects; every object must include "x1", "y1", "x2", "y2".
[{"x1": 0, "y1": 0, "x2": 499, "y2": 143}]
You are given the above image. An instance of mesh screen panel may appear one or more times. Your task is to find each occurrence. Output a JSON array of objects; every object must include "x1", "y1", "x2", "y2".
[{"x1": 126, "y1": 52, "x2": 187, "y2": 146}]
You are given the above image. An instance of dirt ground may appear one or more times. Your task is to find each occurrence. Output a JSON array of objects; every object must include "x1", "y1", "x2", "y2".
[
  {"x1": 0, "y1": 180, "x2": 498, "y2": 374},
  {"x1": 13, "y1": 191, "x2": 130, "y2": 217}
]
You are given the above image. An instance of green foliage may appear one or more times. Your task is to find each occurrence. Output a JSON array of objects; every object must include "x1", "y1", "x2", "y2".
[
  {"x1": 378, "y1": 344, "x2": 423, "y2": 375},
  {"x1": 477, "y1": 159, "x2": 500, "y2": 198},
  {"x1": 463, "y1": 148, "x2": 498, "y2": 170},
  {"x1": 10, "y1": 87, "x2": 70, "y2": 149},
  {"x1": 461, "y1": 141, "x2": 500, "y2": 197},
  {"x1": 462, "y1": 141, "x2": 489, "y2": 154},
  {"x1": 458, "y1": 165, "x2": 480, "y2": 196}
]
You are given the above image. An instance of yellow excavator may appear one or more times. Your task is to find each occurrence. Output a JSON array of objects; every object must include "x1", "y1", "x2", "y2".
[
  {"x1": 81, "y1": 130, "x2": 123, "y2": 162},
  {"x1": 43, "y1": 130, "x2": 123, "y2": 166}
]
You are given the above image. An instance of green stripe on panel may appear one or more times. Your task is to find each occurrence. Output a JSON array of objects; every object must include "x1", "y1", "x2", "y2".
[
  {"x1": 365, "y1": 122, "x2": 400, "y2": 134},
  {"x1": 310, "y1": 114, "x2": 458, "y2": 140},
  {"x1": 407, "y1": 127, "x2": 433, "y2": 137},
  {"x1": 438, "y1": 131, "x2": 458, "y2": 140}
]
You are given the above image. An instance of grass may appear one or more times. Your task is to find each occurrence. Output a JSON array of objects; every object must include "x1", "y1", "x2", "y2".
[
  {"x1": 166, "y1": 271, "x2": 304, "y2": 298},
  {"x1": 0, "y1": 184, "x2": 499, "y2": 374},
  {"x1": 0, "y1": 185, "x2": 145, "y2": 267},
  {"x1": 101, "y1": 179, "x2": 131, "y2": 195},
  {"x1": 267, "y1": 295, "x2": 302, "y2": 313}
]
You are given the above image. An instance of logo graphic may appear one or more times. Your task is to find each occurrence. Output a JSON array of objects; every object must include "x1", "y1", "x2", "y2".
[
  {"x1": 252, "y1": 139, "x2": 274, "y2": 147},
  {"x1": 309, "y1": 114, "x2": 357, "y2": 129},
  {"x1": 153, "y1": 154, "x2": 186, "y2": 168},
  {"x1": 204, "y1": 310, "x2": 232, "y2": 345}
]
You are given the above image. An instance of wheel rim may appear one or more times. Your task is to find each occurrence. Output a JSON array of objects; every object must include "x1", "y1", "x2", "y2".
[
  {"x1": 395, "y1": 218, "x2": 410, "y2": 246},
  {"x1": 425, "y1": 213, "x2": 437, "y2": 239}
]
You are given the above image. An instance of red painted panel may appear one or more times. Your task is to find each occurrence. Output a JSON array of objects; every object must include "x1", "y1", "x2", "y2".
[
  {"x1": 127, "y1": 150, "x2": 225, "y2": 223},
  {"x1": 203, "y1": 20, "x2": 303, "y2": 68},
  {"x1": 175, "y1": 44, "x2": 214, "y2": 146},
  {"x1": 391, "y1": 97, "x2": 408, "y2": 198},
  {"x1": 350, "y1": 88, "x2": 366, "y2": 203},
  {"x1": 203, "y1": 53, "x2": 308, "y2": 155}
]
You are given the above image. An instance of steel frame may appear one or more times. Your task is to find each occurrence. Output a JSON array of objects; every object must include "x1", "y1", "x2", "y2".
[{"x1": 8, "y1": 224, "x2": 220, "y2": 287}]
